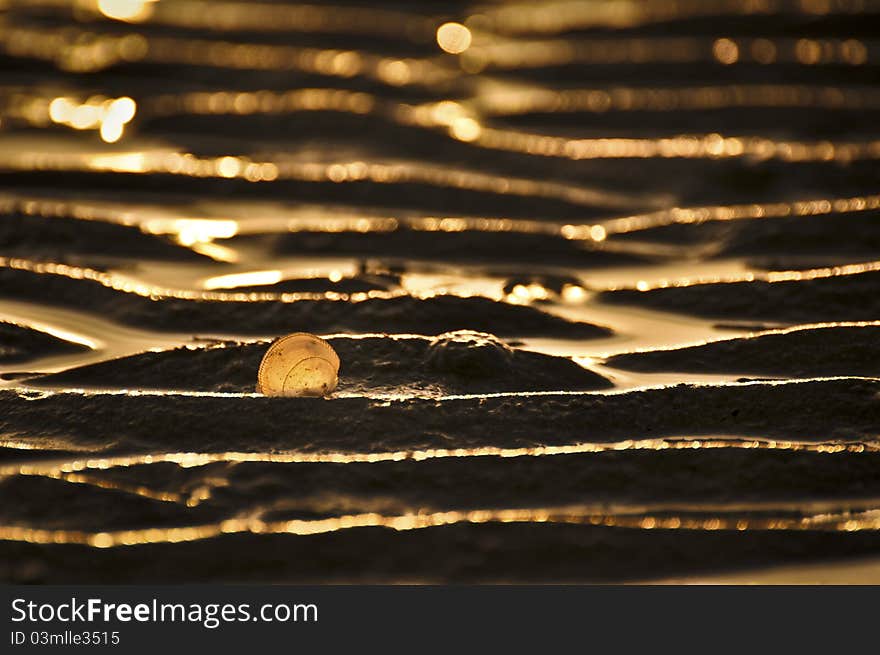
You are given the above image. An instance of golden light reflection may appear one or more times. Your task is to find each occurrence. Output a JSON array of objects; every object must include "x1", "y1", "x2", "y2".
[
  {"x1": 599, "y1": 261, "x2": 880, "y2": 293},
  {"x1": 1, "y1": 503, "x2": 878, "y2": 548},
  {"x1": 449, "y1": 116, "x2": 482, "y2": 142},
  {"x1": 203, "y1": 270, "x2": 283, "y2": 291},
  {"x1": 601, "y1": 193, "x2": 880, "y2": 236},
  {"x1": 0, "y1": 23, "x2": 148, "y2": 72},
  {"x1": 9, "y1": 321, "x2": 98, "y2": 350},
  {"x1": 87, "y1": 152, "x2": 148, "y2": 173},
  {"x1": 46, "y1": 470, "x2": 182, "y2": 503},
  {"x1": 454, "y1": 128, "x2": 880, "y2": 163},
  {"x1": 95, "y1": 0, "x2": 157, "y2": 23},
  {"x1": 599, "y1": 320, "x2": 880, "y2": 361},
  {"x1": 0, "y1": 22, "x2": 452, "y2": 87},
  {"x1": 3, "y1": 0, "x2": 880, "y2": 575},
  {"x1": 472, "y1": 84, "x2": 880, "y2": 116},
  {"x1": 0, "y1": 149, "x2": 651, "y2": 211},
  {"x1": 141, "y1": 217, "x2": 238, "y2": 247},
  {"x1": 436, "y1": 22, "x2": 473, "y2": 54},
  {"x1": 713, "y1": 38, "x2": 740, "y2": 64},
  {"x1": 506, "y1": 282, "x2": 552, "y2": 304},
  {"x1": 460, "y1": 36, "x2": 874, "y2": 70},
  {"x1": 8, "y1": 434, "x2": 875, "y2": 529},
  {"x1": 147, "y1": 88, "x2": 376, "y2": 117},
  {"x1": 5, "y1": 436, "x2": 876, "y2": 481},
  {"x1": 3, "y1": 190, "x2": 879, "y2": 271},
  {"x1": 77, "y1": 0, "x2": 435, "y2": 41},
  {"x1": 10, "y1": 81, "x2": 879, "y2": 170},
  {"x1": 0, "y1": 256, "x2": 428, "y2": 303},
  {"x1": 475, "y1": 0, "x2": 875, "y2": 36},
  {"x1": 41, "y1": 95, "x2": 137, "y2": 142},
  {"x1": 0, "y1": 194, "x2": 587, "y2": 248}
]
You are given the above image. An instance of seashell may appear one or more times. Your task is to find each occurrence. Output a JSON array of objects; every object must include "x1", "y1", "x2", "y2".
[{"x1": 257, "y1": 333, "x2": 340, "y2": 397}]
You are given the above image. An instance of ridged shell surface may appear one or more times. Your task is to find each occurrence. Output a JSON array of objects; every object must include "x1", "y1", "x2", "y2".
[{"x1": 257, "y1": 333, "x2": 340, "y2": 397}]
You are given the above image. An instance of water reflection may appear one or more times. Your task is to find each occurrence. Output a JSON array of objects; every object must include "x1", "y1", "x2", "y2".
[{"x1": 2, "y1": 504, "x2": 879, "y2": 549}]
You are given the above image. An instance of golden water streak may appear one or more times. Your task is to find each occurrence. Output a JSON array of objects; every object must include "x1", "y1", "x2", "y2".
[
  {"x1": 461, "y1": 36, "x2": 873, "y2": 70},
  {"x1": 11, "y1": 375, "x2": 876, "y2": 404},
  {"x1": 597, "y1": 261, "x2": 880, "y2": 292},
  {"x1": 108, "y1": 0, "x2": 433, "y2": 39},
  {"x1": 475, "y1": 0, "x2": 880, "y2": 35},
  {"x1": 0, "y1": 148, "x2": 647, "y2": 210},
  {"x1": 16, "y1": 84, "x2": 877, "y2": 141},
  {"x1": 598, "y1": 319, "x2": 880, "y2": 355},
  {"x1": 1, "y1": 505, "x2": 879, "y2": 548},
  {"x1": 2, "y1": 192, "x2": 880, "y2": 248},
  {"x1": 34, "y1": 470, "x2": 183, "y2": 503},
  {"x1": 0, "y1": 22, "x2": 453, "y2": 87},
  {"x1": 469, "y1": 128, "x2": 880, "y2": 162},
  {"x1": 4, "y1": 21, "x2": 874, "y2": 84},
  {"x1": 126, "y1": 86, "x2": 877, "y2": 166},
  {"x1": 14, "y1": 0, "x2": 879, "y2": 37},
  {"x1": 473, "y1": 84, "x2": 880, "y2": 116},
  {"x1": 12, "y1": 461, "x2": 880, "y2": 517},
  {"x1": 14, "y1": 0, "x2": 435, "y2": 39},
  {"x1": 5, "y1": 250, "x2": 877, "y2": 304},
  {"x1": 0, "y1": 255, "x2": 470, "y2": 302},
  {"x1": 1, "y1": 92, "x2": 136, "y2": 143},
  {"x1": 601, "y1": 193, "x2": 880, "y2": 235},
  {"x1": 5, "y1": 437, "x2": 877, "y2": 478}
]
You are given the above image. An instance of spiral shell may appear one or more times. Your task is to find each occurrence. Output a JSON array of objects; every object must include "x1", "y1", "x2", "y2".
[{"x1": 257, "y1": 333, "x2": 340, "y2": 397}]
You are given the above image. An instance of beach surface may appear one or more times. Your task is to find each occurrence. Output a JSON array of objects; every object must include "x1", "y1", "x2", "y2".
[{"x1": 1, "y1": 0, "x2": 879, "y2": 583}]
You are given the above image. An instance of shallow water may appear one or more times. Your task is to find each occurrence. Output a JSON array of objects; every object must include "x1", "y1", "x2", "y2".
[{"x1": 1, "y1": 0, "x2": 880, "y2": 583}]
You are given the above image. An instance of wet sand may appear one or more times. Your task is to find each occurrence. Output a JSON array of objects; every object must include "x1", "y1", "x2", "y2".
[
  {"x1": 29, "y1": 332, "x2": 613, "y2": 394},
  {"x1": 1, "y1": 0, "x2": 880, "y2": 583},
  {"x1": 0, "y1": 321, "x2": 88, "y2": 364},
  {"x1": 601, "y1": 268, "x2": 880, "y2": 323},
  {"x1": 0, "y1": 265, "x2": 609, "y2": 337},
  {"x1": 607, "y1": 325, "x2": 880, "y2": 378}
]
